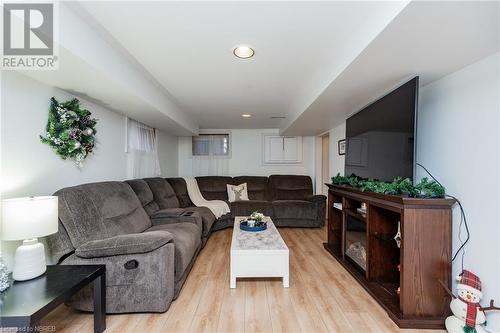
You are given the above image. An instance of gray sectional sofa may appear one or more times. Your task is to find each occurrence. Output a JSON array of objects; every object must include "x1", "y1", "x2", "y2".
[{"x1": 46, "y1": 175, "x2": 325, "y2": 313}]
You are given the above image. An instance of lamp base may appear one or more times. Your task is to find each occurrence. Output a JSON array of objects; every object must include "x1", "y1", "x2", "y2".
[{"x1": 13, "y1": 238, "x2": 47, "y2": 281}]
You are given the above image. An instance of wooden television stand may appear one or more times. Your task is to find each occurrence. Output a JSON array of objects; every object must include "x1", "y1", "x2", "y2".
[{"x1": 324, "y1": 184, "x2": 455, "y2": 329}]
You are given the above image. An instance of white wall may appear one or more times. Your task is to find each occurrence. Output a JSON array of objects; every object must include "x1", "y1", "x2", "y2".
[
  {"x1": 417, "y1": 53, "x2": 500, "y2": 331},
  {"x1": 0, "y1": 71, "x2": 179, "y2": 269},
  {"x1": 329, "y1": 122, "x2": 346, "y2": 178},
  {"x1": 178, "y1": 129, "x2": 315, "y2": 179},
  {"x1": 157, "y1": 131, "x2": 178, "y2": 177}
]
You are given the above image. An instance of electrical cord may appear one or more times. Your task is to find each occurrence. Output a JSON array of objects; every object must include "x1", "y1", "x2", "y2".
[{"x1": 416, "y1": 163, "x2": 470, "y2": 268}]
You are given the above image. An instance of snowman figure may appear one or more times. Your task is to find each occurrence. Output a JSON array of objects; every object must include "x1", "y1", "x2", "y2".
[{"x1": 445, "y1": 270, "x2": 487, "y2": 333}]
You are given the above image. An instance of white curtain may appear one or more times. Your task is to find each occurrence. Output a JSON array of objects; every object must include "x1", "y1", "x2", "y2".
[
  {"x1": 127, "y1": 118, "x2": 161, "y2": 178},
  {"x1": 192, "y1": 134, "x2": 229, "y2": 176},
  {"x1": 192, "y1": 156, "x2": 229, "y2": 176}
]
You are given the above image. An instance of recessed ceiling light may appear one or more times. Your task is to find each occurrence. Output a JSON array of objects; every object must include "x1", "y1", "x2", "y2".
[
  {"x1": 233, "y1": 46, "x2": 255, "y2": 59},
  {"x1": 241, "y1": 114, "x2": 252, "y2": 118}
]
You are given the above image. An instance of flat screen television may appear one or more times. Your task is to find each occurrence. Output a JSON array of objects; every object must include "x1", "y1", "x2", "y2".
[{"x1": 344, "y1": 77, "x2": 418, "y2": 182}]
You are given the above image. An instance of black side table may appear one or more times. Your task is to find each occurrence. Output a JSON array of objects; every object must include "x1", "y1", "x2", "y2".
[{"x1": 0, "y1": 265, "x2": 106, "y2": 333}]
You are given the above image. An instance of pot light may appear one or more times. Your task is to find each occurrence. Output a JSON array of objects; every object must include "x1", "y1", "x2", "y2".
[
  {"x1": 241, "y1": 114, "x2": 252, "y2": 118},
  {"x1": 233, "y1": 46, "x2": 255, "y2": 59}
]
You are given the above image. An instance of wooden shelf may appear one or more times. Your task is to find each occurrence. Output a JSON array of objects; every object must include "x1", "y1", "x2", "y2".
[
  {"x1": 324, "y1": 184, "x2": 454, "y2": 329},
  {"x1": 344, "y1": 208, "x2": 366, "y2": 222}
]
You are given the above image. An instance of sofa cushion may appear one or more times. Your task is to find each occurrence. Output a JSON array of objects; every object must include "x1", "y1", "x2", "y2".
[
  {"x1": 269, "y1": 175, "x2": 313, "y2": 200},
  {"x1": 125, "y1": 179, "x2": 160, "y2": 215},
  {"x1": 144, "y1": 177, "x2": 180, "y2": 209},
  {"x1": 272, "y1": 200, "x2": 317, "y2": 220},
  {"x1": 46, "y1": 220, "x2": 75, "y2": 264},
  {"x1": 233, "y1": 176, "x2": 270, "y2": 201},
  {"x1": 166, "y1": 178, "x2": 192, "y2": 208},
  {"x1": 150, "y1": 209, "x2": 203, "y2": 235},
  {"x1": 54, "y1": 182, "x2": 152, "y2": 248},
  {"x1": 150, "y1": 208, "x2": 186, "y2": 219},
  {"x1": 230, "y1": 200, "x2": 273, "y2": 218},
  {"x1": 147, "y1": 223, "x2": 201, "y2": 282},
  {"x1": 195, "y1": 176, "x2": 233, "y2": 201}
]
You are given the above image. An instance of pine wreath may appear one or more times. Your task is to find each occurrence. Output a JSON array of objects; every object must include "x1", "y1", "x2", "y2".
[{"x1": 40, "y1": 97, "x2": 97, "y2": 167}]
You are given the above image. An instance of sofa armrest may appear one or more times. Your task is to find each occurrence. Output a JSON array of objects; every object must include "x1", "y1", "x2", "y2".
[
  {"x1": 306, "y1": 195, "x2": 326, "y2": 226},
  {"x1": 151, "y1": 208, "x2": 185, "y2": 219},
  {"x1": 150, "y1": 208, "x2": 187, "y2": 225},
  {"x1": 151, "y1": 210, "x2": 203, "y2": 230},
  {"x1": 75, "y1": 230, "x2": 173, "y2": 258},
  {"x1": 305, "y1": 194, "x2": 327, "y2": 203}
]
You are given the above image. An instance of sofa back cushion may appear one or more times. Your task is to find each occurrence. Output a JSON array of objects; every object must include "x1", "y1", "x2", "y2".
[
  {"x1": 269, "y1": 175, "x2": 313, "y2": 200},
  {"x1": 166, "y1": 178, "x2": 193, "y2": 208},
  {"x1": 195, "y1": 176, "x2": 233, "y2": 201},
  {"x1": 233, "y1": 176, "x2": 270, "y2": 201},
  {"x1": 54, "y1": 181, "x2": 152, "y2": 248},
  {"x1": 45, "y1": 220, "x2": 75, "y2": 264},
  {"x1": 125, "y1": 179, "x2": 160, "y2": 215},
  {"x1": 143, "y1": 177, "x2": 180, "y2": 209}
]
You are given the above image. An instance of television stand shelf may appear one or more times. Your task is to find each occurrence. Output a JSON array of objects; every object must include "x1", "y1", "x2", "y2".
[{"x1": 324, "y1": 184, "x2": 455, "y2": 329}]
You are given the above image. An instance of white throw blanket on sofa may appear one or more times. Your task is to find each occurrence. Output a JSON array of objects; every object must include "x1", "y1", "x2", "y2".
[{"x1": 183, "y1": 177, "x2": 230, "y2": 219}]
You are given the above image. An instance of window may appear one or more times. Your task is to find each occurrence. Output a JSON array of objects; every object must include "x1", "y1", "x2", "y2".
[
  {"x1": 263, "y1": 135, "x2": 302, "y2": 164},
  {"x1": 127, "y1": 120, "x2": 157, "y2": 153},
  {"x1": 126, "y1": 118, "x2": 161, "y2": 178},
  {"x1": 192, "y1": 134, "x2": 230, "y2": 156}
]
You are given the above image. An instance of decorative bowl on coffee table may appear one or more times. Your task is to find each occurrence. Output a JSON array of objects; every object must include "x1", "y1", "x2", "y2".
[{"x1": 239, "y1": 220, "x2": 267, "y2": 232}]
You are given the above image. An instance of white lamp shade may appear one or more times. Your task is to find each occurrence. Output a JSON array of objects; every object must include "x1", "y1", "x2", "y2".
[{"x1": 1, "y1": 196, "x2": 58, "y2": 240}]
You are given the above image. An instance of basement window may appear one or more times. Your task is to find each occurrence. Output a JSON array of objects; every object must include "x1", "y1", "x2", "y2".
[{"x1": 192, "y1": 134, "x2": 230, "y2": 156}]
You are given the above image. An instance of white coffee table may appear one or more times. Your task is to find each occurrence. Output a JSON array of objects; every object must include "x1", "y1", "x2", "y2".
[{"x1": 230, "y1": 216, "x2": 289, "y2": 288}]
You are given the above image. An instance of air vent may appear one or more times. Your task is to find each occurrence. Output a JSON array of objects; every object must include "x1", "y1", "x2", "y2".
[{"x1": 270, "y1": 116, "x2": 287, "y2": 119}]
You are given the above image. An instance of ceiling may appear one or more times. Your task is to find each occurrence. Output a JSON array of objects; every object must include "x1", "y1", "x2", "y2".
[
  {"x1": 282, "y1": 0, "x2": 500, "y2": 135},
  {"x1": 32, "y1": 1, "x2": 499, "y2": 135},
  {"x1": 78, "y1": 1, "x2": 408, "y2": 129}
]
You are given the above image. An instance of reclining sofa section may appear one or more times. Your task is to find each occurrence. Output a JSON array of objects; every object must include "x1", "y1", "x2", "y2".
[
  {"x1": 45, "y1": 175, "x2": 325, "y2": 314},
  {"x1": 167, "y1": 175, "x2": 326, "y2": 229}
]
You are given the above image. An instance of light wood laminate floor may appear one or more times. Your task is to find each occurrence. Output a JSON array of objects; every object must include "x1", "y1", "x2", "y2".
[{"x1": 40, "y1": 226, "x2": 445, "y2": 332}]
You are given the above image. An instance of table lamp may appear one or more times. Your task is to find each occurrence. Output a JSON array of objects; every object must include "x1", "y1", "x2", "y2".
[{"x1": 1, "y1": 196, "x2": 58, "y2": 281}]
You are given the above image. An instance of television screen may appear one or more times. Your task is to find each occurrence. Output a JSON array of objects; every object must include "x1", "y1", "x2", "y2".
[{"x1": 344, "y1": 77, "x2": 418, "y2": 182}]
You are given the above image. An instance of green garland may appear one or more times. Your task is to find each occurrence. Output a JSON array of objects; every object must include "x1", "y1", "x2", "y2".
[
  {"x1": 40, "y1": 97, "x2": 97, "y2": 167},
  {"x1": 331, "y1": 173, "x2": 445, "y2": 198}
]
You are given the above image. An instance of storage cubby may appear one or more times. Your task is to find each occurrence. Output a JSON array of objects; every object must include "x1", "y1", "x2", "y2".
[
  {"x1": 323, "y1": 184, "x2": 455, "y2": 329},
  {"x1": 343, "y1": 197, "x2": 367, "y2": 220},
  {"x1": 327, "y1": 192, "x2": 343, "y2": 255},
  {"x1": 368, "y1": 205, "x2": 400, "y2": 283},
  {"x1": 343, "y1": 197, "x2": 367, "y2": 272}
]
